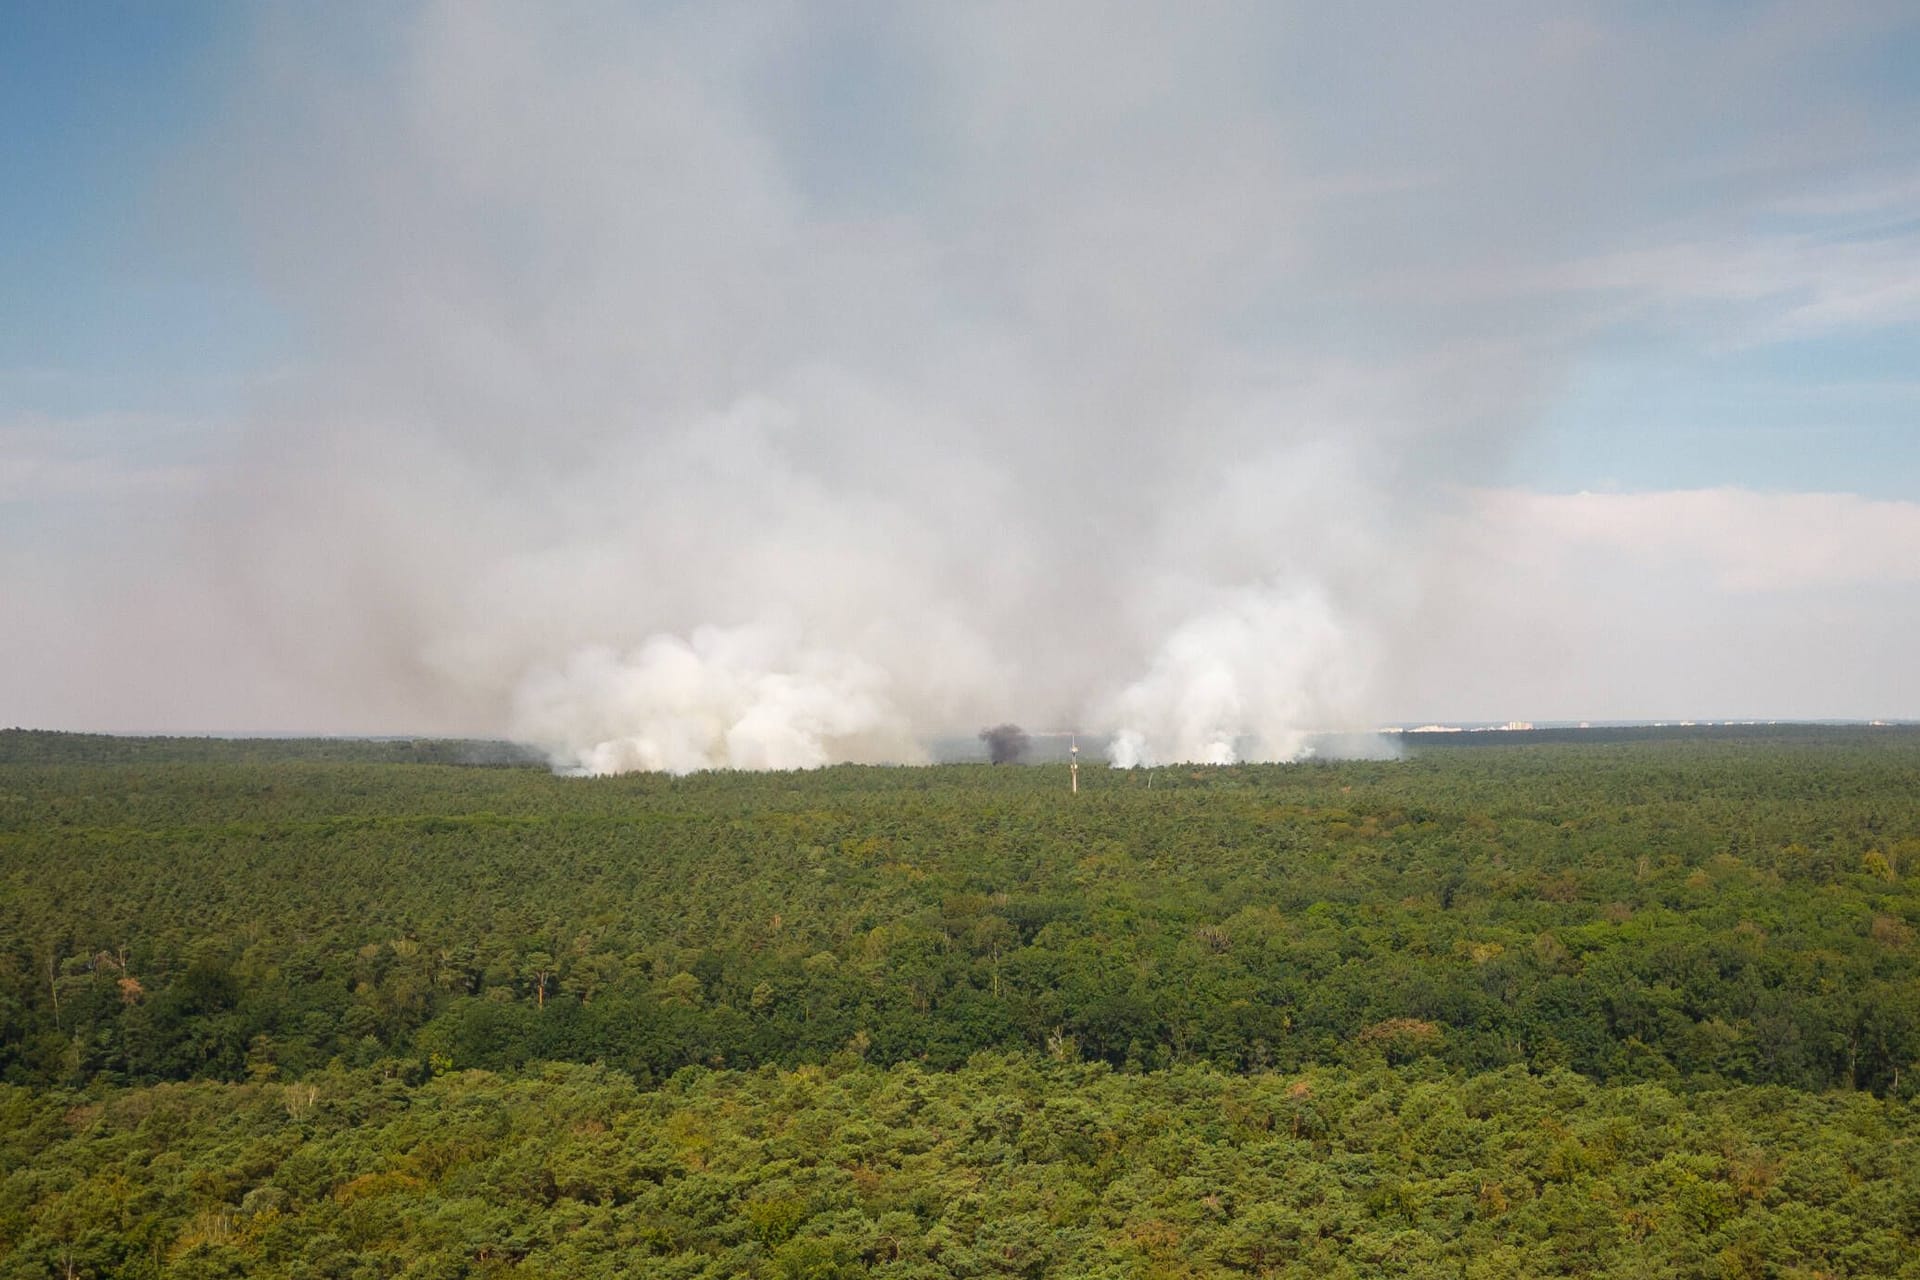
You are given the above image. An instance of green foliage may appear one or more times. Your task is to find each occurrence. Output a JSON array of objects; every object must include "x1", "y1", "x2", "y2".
[
  {"x1": 3, "y1": 725, "x2": 1920, "y2": 1274},
  {"x1": 1, "y1": 1057, "x2": 1915, "y2": 1278},
  {"x1": 4, "y1": 726, "x2": 1919, "y2": 1094}
]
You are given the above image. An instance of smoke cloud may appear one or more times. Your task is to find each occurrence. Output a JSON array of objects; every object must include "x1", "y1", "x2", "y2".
[
  {"x1": 141, "y1": 2, "x2": 1911, "y2": 770},
  {"x1": 979, "y1": 724, "x2": 1030, "y2": 766},
  {"x1": 1105, "y1": 581, "x2": 1369, "y2": 767},
  {"x1": 515, "y1": 625, "x2": 918, "y2": 775}
]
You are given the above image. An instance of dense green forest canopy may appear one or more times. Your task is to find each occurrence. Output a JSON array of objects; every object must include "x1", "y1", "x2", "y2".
[
  {"x1": 9, "y1": 1057, "x2": 1917, "y2": 1279},
  {"x1": 4, "y1": 726, "x2": 1917, "y2": 1093},
  {"x1": 2, "y1": 727, "x2": 1918, "y2": 1277}
]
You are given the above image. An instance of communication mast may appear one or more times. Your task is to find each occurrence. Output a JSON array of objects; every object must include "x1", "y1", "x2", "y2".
[{"x1": 1070, "y1": 733, "x2": 1079, "y2": 795}]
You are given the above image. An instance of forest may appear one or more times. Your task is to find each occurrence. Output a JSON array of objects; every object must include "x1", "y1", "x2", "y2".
[{"x1": 1, "y1": 726, "x2": 1917, "y2": 1277}]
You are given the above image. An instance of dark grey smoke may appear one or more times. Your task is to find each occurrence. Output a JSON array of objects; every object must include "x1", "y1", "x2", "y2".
[{"x1": 979, "y1": 724, "x2": 1030, "y2": 765}]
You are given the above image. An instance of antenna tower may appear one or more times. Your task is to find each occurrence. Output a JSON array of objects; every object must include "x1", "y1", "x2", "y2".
[{"x1": 1070, "y1": 733, "x2": 1079, "y2": 795}]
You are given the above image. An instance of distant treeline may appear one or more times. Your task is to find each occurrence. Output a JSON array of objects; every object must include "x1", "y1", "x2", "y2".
[
  {"x1": 1398, "y1": 722, "x2": 1911, "y2": 747},
  {"x1": 0, "y1": 728, "x2": 543, "y2": 768}
]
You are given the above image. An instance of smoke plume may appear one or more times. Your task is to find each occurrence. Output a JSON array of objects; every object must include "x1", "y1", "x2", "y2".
[
  {"x1": 154, "y1": 3, "x2": 1903, "y2": 770},
  {"x1": 979, "y1": 724, "x2": 1030, "y2": 766}
]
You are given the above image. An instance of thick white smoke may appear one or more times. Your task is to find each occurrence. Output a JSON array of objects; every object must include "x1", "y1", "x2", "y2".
[
  {"x1": 513, "y1": 626, "x2": 917, "y2": 774},
  {"x1": 163, "y1": 3, "x2": 1902, "y2": 769},
  {"x1": 1105, "y1": 582, "x2": 1369, "y2": 767}
]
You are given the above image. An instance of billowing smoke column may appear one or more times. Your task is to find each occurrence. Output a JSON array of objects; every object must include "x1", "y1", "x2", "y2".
[
  {"x1": 187, "y1": 4, "x2": 1850, "y2": 771},
  {"x1": 515, "y1": 627, "x2": 919, "y2": 775},
  {"x1": 1105, "y1": 582, "x2": 1369, "y2": 768},
  {"x1": 979, "y1": 724, "x2": 1030, "y2": 765}
]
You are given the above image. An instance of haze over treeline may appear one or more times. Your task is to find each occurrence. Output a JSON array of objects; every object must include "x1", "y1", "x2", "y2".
[{"x1": 4, "y1": 4, "x2": 1919, "y2": 768}]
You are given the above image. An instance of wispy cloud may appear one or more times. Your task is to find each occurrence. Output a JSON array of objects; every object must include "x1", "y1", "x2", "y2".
[
  {"x1": 0, "y1": 412, "x2": 230, "y2": 505},
  {"x1": 1473, "y1": 487, "x2": 1920, "y2": 593},
  {"x1": 1387, "y1": 486, "x2": 1920, "y2": 722}
]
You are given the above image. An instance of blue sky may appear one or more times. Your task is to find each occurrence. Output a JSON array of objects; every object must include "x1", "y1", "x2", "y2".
[
  {"x1": 0, "y1": 3, "x2": 282, "y2": 420},
  {"x1": 3, "y1": 3, "x2": 1919, "y2": 744},
  {"x1": 1523, "y1": 333, "x2": 1920, "y2": 497}
]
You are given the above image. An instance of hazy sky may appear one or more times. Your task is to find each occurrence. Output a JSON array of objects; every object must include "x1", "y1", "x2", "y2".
[{"x1": 4, "y1": 2, "x2": 1920, "y2": 753}]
